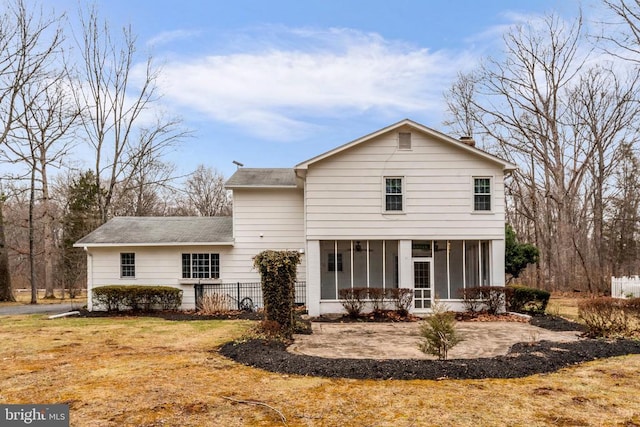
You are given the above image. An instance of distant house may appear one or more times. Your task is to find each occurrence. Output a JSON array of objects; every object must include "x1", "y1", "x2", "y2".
[{"x1": 75, "y1": 119, "x2": 517, "y2": 315}]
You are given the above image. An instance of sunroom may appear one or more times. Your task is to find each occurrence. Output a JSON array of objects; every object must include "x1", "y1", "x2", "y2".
[{"x1": 318, "y1": 239, "x2": 493, "y2": 313}]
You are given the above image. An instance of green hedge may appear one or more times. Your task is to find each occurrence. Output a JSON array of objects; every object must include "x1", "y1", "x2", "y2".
[
  {"x1": 505, "y1": 285, "x2": 551, "y2": 315},
  {"x1": 92, "y1": 285, "x2": 183, "y2": 312}
]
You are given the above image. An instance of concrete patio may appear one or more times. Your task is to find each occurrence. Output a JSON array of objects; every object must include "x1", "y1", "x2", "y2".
[{"x1": 289, "y1": 321, "x2": 582, "y2": 360}]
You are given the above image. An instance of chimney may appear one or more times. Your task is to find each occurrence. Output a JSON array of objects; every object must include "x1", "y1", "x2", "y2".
[{"x1": 459, "y1": 136, "x2": 475, "y2": 147}]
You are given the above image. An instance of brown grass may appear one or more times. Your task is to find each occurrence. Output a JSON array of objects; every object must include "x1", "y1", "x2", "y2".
[{"x1": 1, "y1": 308, "x2": 639, "y2": 426}]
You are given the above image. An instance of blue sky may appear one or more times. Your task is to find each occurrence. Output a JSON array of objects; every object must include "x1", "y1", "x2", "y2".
[{"x1": 51, "y1": 0, "x2": 593, "y2": 178}]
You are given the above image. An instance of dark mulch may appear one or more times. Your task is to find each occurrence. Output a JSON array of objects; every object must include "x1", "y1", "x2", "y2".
[
  {"x1": 529, "y1": 315, "x2": 588, "y2": 332},
  {"x1": 220, "y1": 316, "x2": 637, "y2": 380},
  {"x1": 219, "y1": 338, "x2": 640, "y2": 380},
  {"x1": 77, "y1": 309, "x2": 263, "y2": 321}
]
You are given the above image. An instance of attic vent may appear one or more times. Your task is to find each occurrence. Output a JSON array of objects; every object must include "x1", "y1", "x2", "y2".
[{"x1": 398, "y1": 132, "x2": 412, "y2": 150}]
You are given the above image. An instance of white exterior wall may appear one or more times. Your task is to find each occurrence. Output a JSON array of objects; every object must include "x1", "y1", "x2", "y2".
[
  {"x1": 86, "y1": 245, "x2": 234, "y2": 310},
  {"x1": 227, "y1": 187, "x2": 306, "y2": 282},
  {"x1": 302, "y1": 128, "x2": 508, "y2": 315},
  {"x1": 304, "y1": 128, "x2": 506, "y2": 240}
]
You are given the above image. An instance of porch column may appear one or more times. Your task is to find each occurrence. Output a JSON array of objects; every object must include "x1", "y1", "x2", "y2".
[
  {"x1": 492, "y1": 239, "x2": 505, "y2": 286},
  {"x1": 306, "y1": 240, "x2": 321, "y2": 317},
  {"x1": 398, "y1": 240, "x2": 413, "y2": 288}
]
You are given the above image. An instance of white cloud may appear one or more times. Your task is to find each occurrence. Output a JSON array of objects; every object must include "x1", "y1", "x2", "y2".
[
  {"x1": 151, "y1": 27, "x2": 478, "y2": 141},
  {"x1": 146, "y1": 29, "x2": 202, "y2": 47}
]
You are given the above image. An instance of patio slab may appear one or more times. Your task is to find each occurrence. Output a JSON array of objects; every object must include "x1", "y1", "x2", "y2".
[{"x1": 289, "y1": 321, "x2": 582, "y2": 360}]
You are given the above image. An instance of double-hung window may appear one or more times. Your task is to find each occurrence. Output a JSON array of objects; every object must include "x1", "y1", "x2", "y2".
[
  {"x1": 182, "y1": 253, "x2": 220, "y2": 279},
  {"x1": 384, "y1": 177, "x2": 404, "y2": 212},
  {"x1": 120, "y1": 253, "x2": 135, "y2": 278},
  {"x1": 473, "y1": 177, "x2": 491, "y2": 211}
]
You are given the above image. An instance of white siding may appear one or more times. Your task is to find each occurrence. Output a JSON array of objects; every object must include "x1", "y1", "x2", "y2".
[
  {"x1": 304, "y1": 128, "x2": 506, "y2": 240},
  {"x1": 227, "y1": 187, "x2": 306, "y2": 282},
  {"x1": 87, "y1": 245, "x2": 234, "y2": 310}
]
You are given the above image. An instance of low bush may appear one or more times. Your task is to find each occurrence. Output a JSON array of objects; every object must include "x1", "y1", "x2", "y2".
[
  {"x1": 339, "y1": 287, "x2": 368, "y2": 318},
  {"x1": 386, "y1": 288, "x2": 413, "y2": 317},
  {"x1": 367, "y1": 288, "x2": 386, "y2": 313},
  {"x1": 198, "y1": 293, "x2": 232, "y2": 314},
  {"x1": 505, "y1": 285, "x2": 551, "y2": 314},
  {"x1": 458, "y1": 286, "x2": 506, "y2": 315},
  {"x1": 92, "y1": 285, "x2": 183, "y2": 312},
  {"x1": 578, "y1": 297, "x2": 633, "y2": 338}
]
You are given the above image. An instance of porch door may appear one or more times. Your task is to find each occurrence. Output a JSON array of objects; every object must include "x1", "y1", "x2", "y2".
[{"x1": 413, "y1": 259, "x2": 432, "y2": 310}]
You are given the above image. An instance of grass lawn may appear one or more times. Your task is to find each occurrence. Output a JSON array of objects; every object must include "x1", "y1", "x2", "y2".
[{"x1": 0, "y1": 312, "x2": 639, "y2": 426}]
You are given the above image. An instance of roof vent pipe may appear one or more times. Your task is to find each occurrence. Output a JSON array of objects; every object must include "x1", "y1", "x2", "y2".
[{"x1": 459, "y1": 136, "x2": 475, "y2": 147}]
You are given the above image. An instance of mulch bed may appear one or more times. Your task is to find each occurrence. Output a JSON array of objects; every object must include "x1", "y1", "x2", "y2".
[
  {"x1": 219, "y1": 315, "x2": 639, "y2": 380},
  {"x1": 78, "y1": 309, "x2": 263, "y2": 321}
]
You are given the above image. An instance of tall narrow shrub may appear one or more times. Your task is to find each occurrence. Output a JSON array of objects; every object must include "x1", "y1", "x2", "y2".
[
  {"x1": 253, "y1": 250, "x2": 301, "y2": 338},
  {"x1": 418, "y1": 301, "x2": 463, "y2": 360}
]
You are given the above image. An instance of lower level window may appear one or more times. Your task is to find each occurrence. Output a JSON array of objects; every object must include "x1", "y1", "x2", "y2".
[
  {"x1": 120, "y1": 253, "x2": 135, "y2": 278},
  {"x1": 182, "y1": 253, "x2": 220, "y2": 279}
]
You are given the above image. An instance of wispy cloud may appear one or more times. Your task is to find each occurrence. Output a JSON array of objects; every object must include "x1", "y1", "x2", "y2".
[
  {"x1": 151, "y1": 27, "x2": 478, "y2": 141},
  {"x1": 147, "y1": 29, "x2": 202, "y2": 47}
]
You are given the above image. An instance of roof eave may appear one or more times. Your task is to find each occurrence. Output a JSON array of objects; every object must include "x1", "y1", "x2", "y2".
[{"x1": 74, "y1": 241, "x2": 235, "y2": 248}]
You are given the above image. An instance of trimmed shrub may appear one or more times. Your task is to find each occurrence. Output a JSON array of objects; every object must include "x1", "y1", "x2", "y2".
[
  {"x1": 253, "y1": 250, "x2": 301, "y2": 339},
  {"x1": 386, "y1": 288, "x2": 413, "y2": 317},
  {"x1": 458, "y1": 286, "x2": 506, "y2": 315},
  {"x1": 578, "y1": 297, "x2": 631, "y2": 338},
  {"x1": 92, "y1": 285, "x2": 182, "y2": 312},
  {"x1": 505, "y1": 285, "x2": 551, "y2": 314},
  {"x1": 418, "y1": 300, "x2": 463, "y2": 360},
  {"x1": 338, "y1": 287, "x2": 368, "y2": 318},
  {"x1": 368, "y1": 287, "x2": 386, "y2": 313}
]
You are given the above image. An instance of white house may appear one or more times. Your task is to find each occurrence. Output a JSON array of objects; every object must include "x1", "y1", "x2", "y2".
[{"x1": 75, "y1": 119, "x2": 517, "y2": 315}]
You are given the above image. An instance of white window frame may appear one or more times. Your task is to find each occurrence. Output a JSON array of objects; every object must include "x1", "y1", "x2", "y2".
[
  {"x1": 383, "y1": 176, "x2": 405, "y2": 213},
  {"x1": 181, "y1": 253, "x2": 220, "y2": 279},
  {"x1": 120, "y1": 252, "x2": 136, "y2": 278},
  {"x1": 472, "y1": 176, "x2": 492, "y2": 212}
]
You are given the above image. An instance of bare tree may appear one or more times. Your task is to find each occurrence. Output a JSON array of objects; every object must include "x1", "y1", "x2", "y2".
[
  {"x1": 601, "y1": 0, "x2": 640, "y2": 63},
  {"x1": 74, "y1": 5, "x2": 187, "y2": 223},
  {"x1": 182, "y1": 165, "x2": 231, "y2": 216},
  {"x1": 0, "y1": 0, "x2": 66, "y2": 302},
  {"x1": 444, "y1": 12, "x2": 640, "y2": 291}
]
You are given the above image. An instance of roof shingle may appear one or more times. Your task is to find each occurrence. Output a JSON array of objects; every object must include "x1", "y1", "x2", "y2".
[{"x1": 74, "y1": 216, "x2": 233, "y2": 246}]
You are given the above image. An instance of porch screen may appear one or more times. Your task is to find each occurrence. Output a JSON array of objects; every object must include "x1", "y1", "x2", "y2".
[{"x1": 320, "y1": 240, "x2": 399, "y2": 299}]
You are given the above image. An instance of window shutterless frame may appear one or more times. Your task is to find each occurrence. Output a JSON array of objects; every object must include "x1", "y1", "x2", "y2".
[
  {"x1": 120, "y1": 252, "x2": 135, "y2": 278},
  {"x1": 383, "y1": 176, "x2": 404, "y2": 213},
  {"x1": 472, "y1": 177, "x2": 492, "y2": 212}
]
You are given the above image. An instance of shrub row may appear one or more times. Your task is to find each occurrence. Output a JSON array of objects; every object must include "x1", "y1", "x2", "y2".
[
  {"x1": 338, "y1": 287, "x2": 413, "y2": 318},
  {"x1": 458, "y1": 285, "x2": 550, "y2": 315},
  {"x1": 505, "y1": 285, "x2": 550, "y2": 314},
  {"x1": 92, "y1": 285, "x2": 183, "y2": 312},
  {"x1": 578, "y1": 297, "x2": 640, "y2": 338}
]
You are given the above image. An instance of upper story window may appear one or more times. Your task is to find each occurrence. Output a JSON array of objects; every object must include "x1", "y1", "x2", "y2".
[
  {"x1": 384, "y1": 177, "x2": 404, "y2": 212},
  {"x1": 473, "y1": 177, "x2": 492, "y2": 211},
  {"x1": 398, "y1": 132, "x2": 412, "y2": 150},
  {"x1": 120, "y1": 253, "x2": 135, "y2": 278},
  {"x1": 182, "y1": 253, "x2": 220, "y2": 279}
]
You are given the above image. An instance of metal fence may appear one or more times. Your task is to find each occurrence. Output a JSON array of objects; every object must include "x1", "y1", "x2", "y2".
[{"x1": 194, "y1": 281, "x2": 306, "y2": 311}]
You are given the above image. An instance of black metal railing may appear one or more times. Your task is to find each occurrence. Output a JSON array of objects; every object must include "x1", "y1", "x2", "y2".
[{"x1": 194, "y1": 281, "x2": 306, "y2": 311}]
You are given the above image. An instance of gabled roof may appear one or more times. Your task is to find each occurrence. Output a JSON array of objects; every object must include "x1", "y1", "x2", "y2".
[
  {"x1": 294, "y1": 118, "x2": 518, "y2": 172},
  {"x1": 74, "y1": 216, "x2": 233, "y2": 247},
  {"x1": 225, "y1": 168, "x2": 298, "y2": 188}
]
